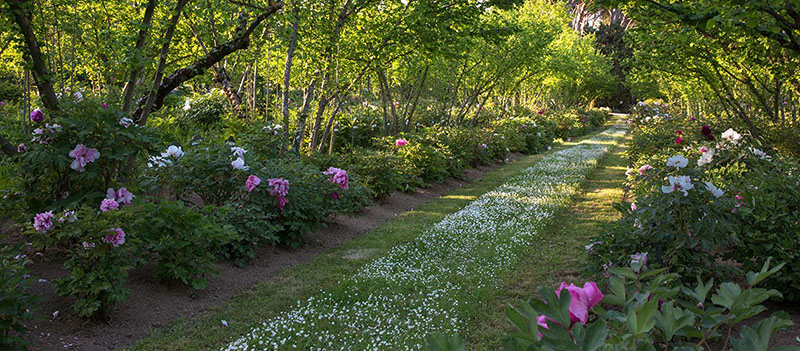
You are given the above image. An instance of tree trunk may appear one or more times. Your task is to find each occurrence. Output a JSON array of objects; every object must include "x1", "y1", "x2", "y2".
[
  {"x1": 281, "y1": 0, "x2": 300, "y2": 152},
  {"x1": 133, "y1": 4, "x2": 281, "y2": 123},
  {"x1": 121, "y1": 0, "x2": 158, "y2": 113},
  {"x1": 136, "y1": 0, "x2": 189, "y2": 124},
  {"x1": 8, "y1": 0, "x2": 60, "y2": 111}
]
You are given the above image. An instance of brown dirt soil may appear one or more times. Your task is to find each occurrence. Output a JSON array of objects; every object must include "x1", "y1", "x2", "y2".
[{"x1": 23, "y1": 155, "x2": 521, "y2": 351}]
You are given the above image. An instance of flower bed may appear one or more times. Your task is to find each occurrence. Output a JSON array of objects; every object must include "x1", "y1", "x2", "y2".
[{"x1": 221, "y1": 127, "x2": 625, "y2": 350}]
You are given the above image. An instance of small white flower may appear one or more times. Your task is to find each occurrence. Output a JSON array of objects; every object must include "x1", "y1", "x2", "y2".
[
  {"x1": 231, "y1": 157, "x2": 249, "y2": 171},
  {"x1": 666, "y1": 155, "x2": 689, "y2": 169},
  {"x1": 704, "y1": 181, "x2": 724, "y2": 198},
  {"x1": 183, "y1": 99, "x2": 192, "y2": 111}
]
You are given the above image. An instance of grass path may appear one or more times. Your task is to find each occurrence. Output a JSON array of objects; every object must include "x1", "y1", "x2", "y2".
[
  {"x1": 132, "y1": 121, "x2": 625, "y2": 351},
  {"x1": 467, "y1": 130, "x2": 631, "y2": 350}
]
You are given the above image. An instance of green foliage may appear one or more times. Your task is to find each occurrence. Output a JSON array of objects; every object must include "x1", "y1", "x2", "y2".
[
  {"x1": 427, "y1": 260, "x2": 794, "y2": 351},
  {"x1": 181, "y1": 90, "x2": 229, "y2": 129},
  {"x1": 0, "y1": 244, "x2": 39, "y2": 351},
  {"x1": 340, "y1": 148, "x2": 424, "y2": 199},
  {"x1": 47, "y1": 205, "x2": 143, "y2": 318},
  {"x1": 15, "y1": 102, "x2": 159, "y2": 213},
  {"x1": 132, "y1": 201, "x2": 238, "y2": 290}
]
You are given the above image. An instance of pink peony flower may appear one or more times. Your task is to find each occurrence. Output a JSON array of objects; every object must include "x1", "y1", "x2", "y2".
[
  {"x1": 82, "y1": 241, "x2": 95, "y2": 249},
  {"x1": 699, "y1": 146, "x2": 709, "y2": 153},
  {"x1": 323, "y1": 167, "x2": 349, "y2": 190},
  {"x1": 637, "y1": 165, "x2": 652, "y2": 175},
  {"x1": 105, "y1": 228, "x2": 125, "y2": 247},
  {"x1": 68, "y1": 144, "x2": 100, "y2": 172},
  {"x1": 103, "y1": 103, "x2": 108, "y2": 109},
  {"x1": 675, "y1": 137, "x2": 683, "y2": 144},
  {"x1": 267, "y1": 178, "x2": 290, "y2": 209},
  {"x1": 631, "y1": 203, "x2": 637, "y2": 211},
  {"x1": 246, "y1": 175, "x2": 261, "y2": 192},
  {"x1": 106, "y1": 187, "x2": 134, "y2": 206},
  {"x1": 275, "y1": 195, "x2": 289, "y2": 210},
  {"x1": 676, "y1": 130, "x2": 682, "y2": 135},
  {"x1": 17, "y1": 143, "x2": 27, "y2": 153},
  {"x1": 395, "y1": 138, "x2": 407, "y2": 147},
  {"x1": 268, "y1": 178, "x2": 289, "y2": 197},
  {"x1": 556, "y1": 282, "x2": 604, "y2": 326},
  {"x1": 33, "y1": 211, "x2": 55, "y2": 232},
  {"x1": 100, "y1": 198, "x2": 119, "y2": 212},
  {"x1": 30, "y1": 109, "x2": 44, "y2": 123}
]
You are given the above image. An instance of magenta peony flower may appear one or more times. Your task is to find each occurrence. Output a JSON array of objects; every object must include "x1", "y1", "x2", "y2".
[
  {"x1": 267, "y1": 178, "x2": 289, "y2": 197},
  {"x1": 690, "y1": 116, "x2": 696, "y2": 121},
  {"x1": 0, "y1": 101, "x2": 5, "y2": 106},
  {"x1": 556, "y1": 282, "x2": 604, "y2": 326},
  {"x1": 331, "y1": 191, "x2": 340, "y2": 200},
  {"x1": 675, "y1": 136, "x2": 683, "y2": 144},
  {"x1": 30, "y1": 109, "x2": 44, "y2": 123},
  {"x1": 100, "y1": 198, "x2": 119, "y2": 212},
  {"x1": 275, "y1": 195, "x2": 289, "y2": 210},
  {"x1": 631, "y1": 203, "x2": 637, "y2": 211},
  {"x1": 537, "y1": 109, "x2": 544, "y2": 115},
  {"x1": 68, "y1": 144, "x2": 100, "y2": 172},
  {"x1": 246, "y1": 175, "x2": 261, "y2": 192},
  {"x1": 105, "y1": 228, "x2": 125, "y2": 247},
  {"x1": 323, "y1": 167, "x2": 349, "y2": 190},
  {"x1": 103, "y1": 103, "x2": 108, "y2": 109},
  {"x1": 395, "y1": 138, "x2": 407, "y2": 147},
  {"x1": 676, "y1": 130, "x2": 682, "y2": 135},
  {"x1": 33, "y1": 211, "x2": 55, "y2": 232},
  {"x1": 106, "y1": 187, "x2": 134, "y2": 206}
]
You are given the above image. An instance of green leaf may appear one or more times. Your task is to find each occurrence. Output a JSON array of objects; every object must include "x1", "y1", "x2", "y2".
[{"x1": 425, "y1": 333, "x2": 465, "y2": 351}]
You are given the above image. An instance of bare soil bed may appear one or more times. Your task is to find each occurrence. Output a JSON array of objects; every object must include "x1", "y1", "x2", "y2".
[{"x1": 23, "y1": 155, "x2": 521, "y2": 351}]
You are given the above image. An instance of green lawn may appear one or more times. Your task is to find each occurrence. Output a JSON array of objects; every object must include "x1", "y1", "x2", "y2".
[{"x1": 466, "y1": 131, "x2": 630, "y2": 350}]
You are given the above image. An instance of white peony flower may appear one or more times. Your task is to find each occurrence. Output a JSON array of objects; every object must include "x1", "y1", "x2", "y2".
[
  {"x1": 231, "y1": 157, "x2": 249, "y2": 171},
  {"x1": 750, "y1": 147, "x2": 771, "y2": 161},
  {"x1": 721, "y1": 128, "x2": 742, "y2": 144},
  {"x1": 704, "y1": 181, "x2": 724, "y2": 198},
  {"x1": 697, "y1": 149, "x2": 714, "y2": 166},
  {"x1": 231, "y1": 146, "x2": 247, "y2": 158},
  {"x1": 119, "y1": 117, "x2": 134, "y2": 128},
  {"x1": 666, "y1": 155, "x2": 689, "y2": 169},
  {"x1": 162, "y1": 145, "x2": 184, "y2": 158},
  {"x1": 661, "y1": 175, "x2": 694, "y2": 196}
]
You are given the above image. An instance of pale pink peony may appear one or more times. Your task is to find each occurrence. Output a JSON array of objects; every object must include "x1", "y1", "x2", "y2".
[
  {"x1": 637, "y1": 165, "x2": 652, "y2": 175},
  {"x1": 104, "y1": 228, "x2": 125, "y2": 247},
  {"x1": 100, "y1": 198, "x2": 119, "y2": 212},
  {"x1": 82, "y1": 241, "x2": 95, "y2": 249},
  {"x1": 33, "y1": 211, "x2": 55, "y2": 232},
  {"x1": 536, "y1": 315, "x2": 549, "y2": 340},
  {"x1": 68, "y1": 144, "x2": 100, "y2": 172},
  {"x1": 107, "y1": 187, "x2": 134, "y2": 206},
  {"x1": 246, "y1": 175, "x2": 261, "y2": 192}
]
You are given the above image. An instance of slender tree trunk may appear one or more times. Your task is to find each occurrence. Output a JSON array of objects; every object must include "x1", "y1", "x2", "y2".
[
  {"x1": 281, "y1": 0, "x2": 300, "y2": 152},
  {"x1": 8, "y1": 0, "x2": 60, "y2": 111},
  {"x1": 136, "y1": 0, "x2": 189, "y2": 124},
  {"x1": 121, "y1": 0, "x2": 158, "y2": 113}
]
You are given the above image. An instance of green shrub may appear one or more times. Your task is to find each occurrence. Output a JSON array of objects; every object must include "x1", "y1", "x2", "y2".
[
  {"x1": 0, "y1": 244, "x2": 39, "y2": 350},
  {"x1": 15, "y1": 102, "x2": 159, "y2": 213},
  {"x1": 343, "y1": 148, "x2": 424, "y2": 199},
  {"x1": 132, "y1": 201, "x2": 238, "y2": 290},
  {"x1": 181, "y1": 90, "x2": 228, "y2": 128}
]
